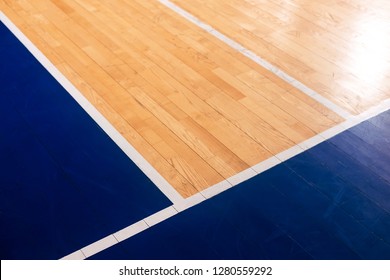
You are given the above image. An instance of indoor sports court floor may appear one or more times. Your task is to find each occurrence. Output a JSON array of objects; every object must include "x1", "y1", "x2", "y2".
[{"x1": 1, "y1": 0, "x2": 390, "y2": 259}]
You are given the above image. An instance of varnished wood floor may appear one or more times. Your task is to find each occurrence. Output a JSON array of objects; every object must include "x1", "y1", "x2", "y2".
[
  {"x1": 2, "y1": 0, "x2": 387, "y2": 198},
  {"x1": 172, "y1": 0, "x2": 390, "y2": 115}
]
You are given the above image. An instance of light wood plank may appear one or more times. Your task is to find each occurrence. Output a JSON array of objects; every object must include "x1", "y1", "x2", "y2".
[
  {"x1": 0, "y1": 0, "x2": 344, "y2": 197},
  {"x1": 172, "y1": 0, "x2": 390, "y2": 114}
]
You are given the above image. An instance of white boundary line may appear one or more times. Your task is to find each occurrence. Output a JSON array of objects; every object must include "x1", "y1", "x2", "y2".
[
  {"x1": 60, "y1": 0, "x2": 388, "y2": 259},
  {"x1": 62, "y1": 98, "x2": 390, "y2": 260},
  {"x1": 157, "y1": 0, "x2": 352, "y2": 120},
  {"x1": 0, "y1": 12, "x2": 184, "y2": 206},
  {"x1": 2, "y1": 9, "x2": 390, "y2": 260}
]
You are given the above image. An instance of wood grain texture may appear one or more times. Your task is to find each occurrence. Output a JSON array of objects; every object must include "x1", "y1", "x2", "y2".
[
  {"x1": 172, "y1": 0, "x2": 390, "y2": 115},
  {"x1": 0, "y1": 0, "x2": 343, "y2": 197}
]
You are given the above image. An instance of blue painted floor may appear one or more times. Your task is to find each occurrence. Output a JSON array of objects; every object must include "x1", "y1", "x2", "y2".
[
  {"x1": 0, "y1": 22, "x2": 171, "y2": 259},
  {"x1": 1, "y1": 20, "x2": 390, "y2": 260},
  {"x1": 90, "y1": 110, "x2": 390, "y2": 260}
]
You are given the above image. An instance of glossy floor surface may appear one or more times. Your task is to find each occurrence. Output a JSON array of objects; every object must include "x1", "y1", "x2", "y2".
[
  {"x1": 0, "y1": 0, "x2": 345, "y2": 197},
  {"x1": 0, "y1": 0, "x2": 390, "y2": 260},
  {"x1": 172, "y1": 0, "x2": 390, "y2": 114},
  {"x1": 0, "y1": 22, "x2": 171, "y2": 259},
  {"x1": 90, "y1": 111, "x2": 390, "y2": 259}
]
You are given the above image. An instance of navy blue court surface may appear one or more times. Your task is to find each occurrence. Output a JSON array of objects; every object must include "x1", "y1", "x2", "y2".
[
  {"x1": 0, "y1": 22, "x2": 171, "y2": 259},
  {"x1": 90, "y1": 110, "x2": 390, "y2": 260},
  {"x1": 1, "y1": 20, "x2": 390, "y2": 260}
]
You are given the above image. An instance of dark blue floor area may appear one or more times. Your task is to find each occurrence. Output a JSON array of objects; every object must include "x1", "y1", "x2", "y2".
[
  {"x1": 90, "y1": 110, "x2": 390, "y2": 260},
  {"x1": 0, "y1": 22, "x2": 171, "y2": 259}
]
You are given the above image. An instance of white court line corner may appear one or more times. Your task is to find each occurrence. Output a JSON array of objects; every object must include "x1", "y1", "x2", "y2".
[
  {"x1": 3, "y1": 8, "x2": 390, "y2": 261},
  {"x1": 0, "y1": 11, "x2": 184, "y2": 206}
]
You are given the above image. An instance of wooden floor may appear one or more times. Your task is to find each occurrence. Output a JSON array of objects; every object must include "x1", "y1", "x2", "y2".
[
  {"x1": 173, "y1": 0, "x2": 390, "y2": 115},
  {"x1": 4, "y1": 0, "x2": 383, "y2": 198}
]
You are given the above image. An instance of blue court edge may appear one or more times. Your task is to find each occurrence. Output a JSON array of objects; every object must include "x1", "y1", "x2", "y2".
[
  {"x1": 2, "y1": 19, "x2": 390, "y2": 260},
  {"x1": 0, "y1": 21, "x2": 171, "y2": 259},
  {"x1": 90, "y1": 111, "x2": 390, "y2": 260}
]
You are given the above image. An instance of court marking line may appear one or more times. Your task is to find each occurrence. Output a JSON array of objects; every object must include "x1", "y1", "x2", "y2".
[
  {"x1": 157, "y1": 0, "x2": 352, "y2": 120},
  {"x1": 0, "y1": 12, "x2": 184, "y2": 206},
  {"x1": 62, "y1": 96, "x2": 390, "y2": 260},
  {"x1": 1, "y1": 10, "x2": 389, "y2": 260}
]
